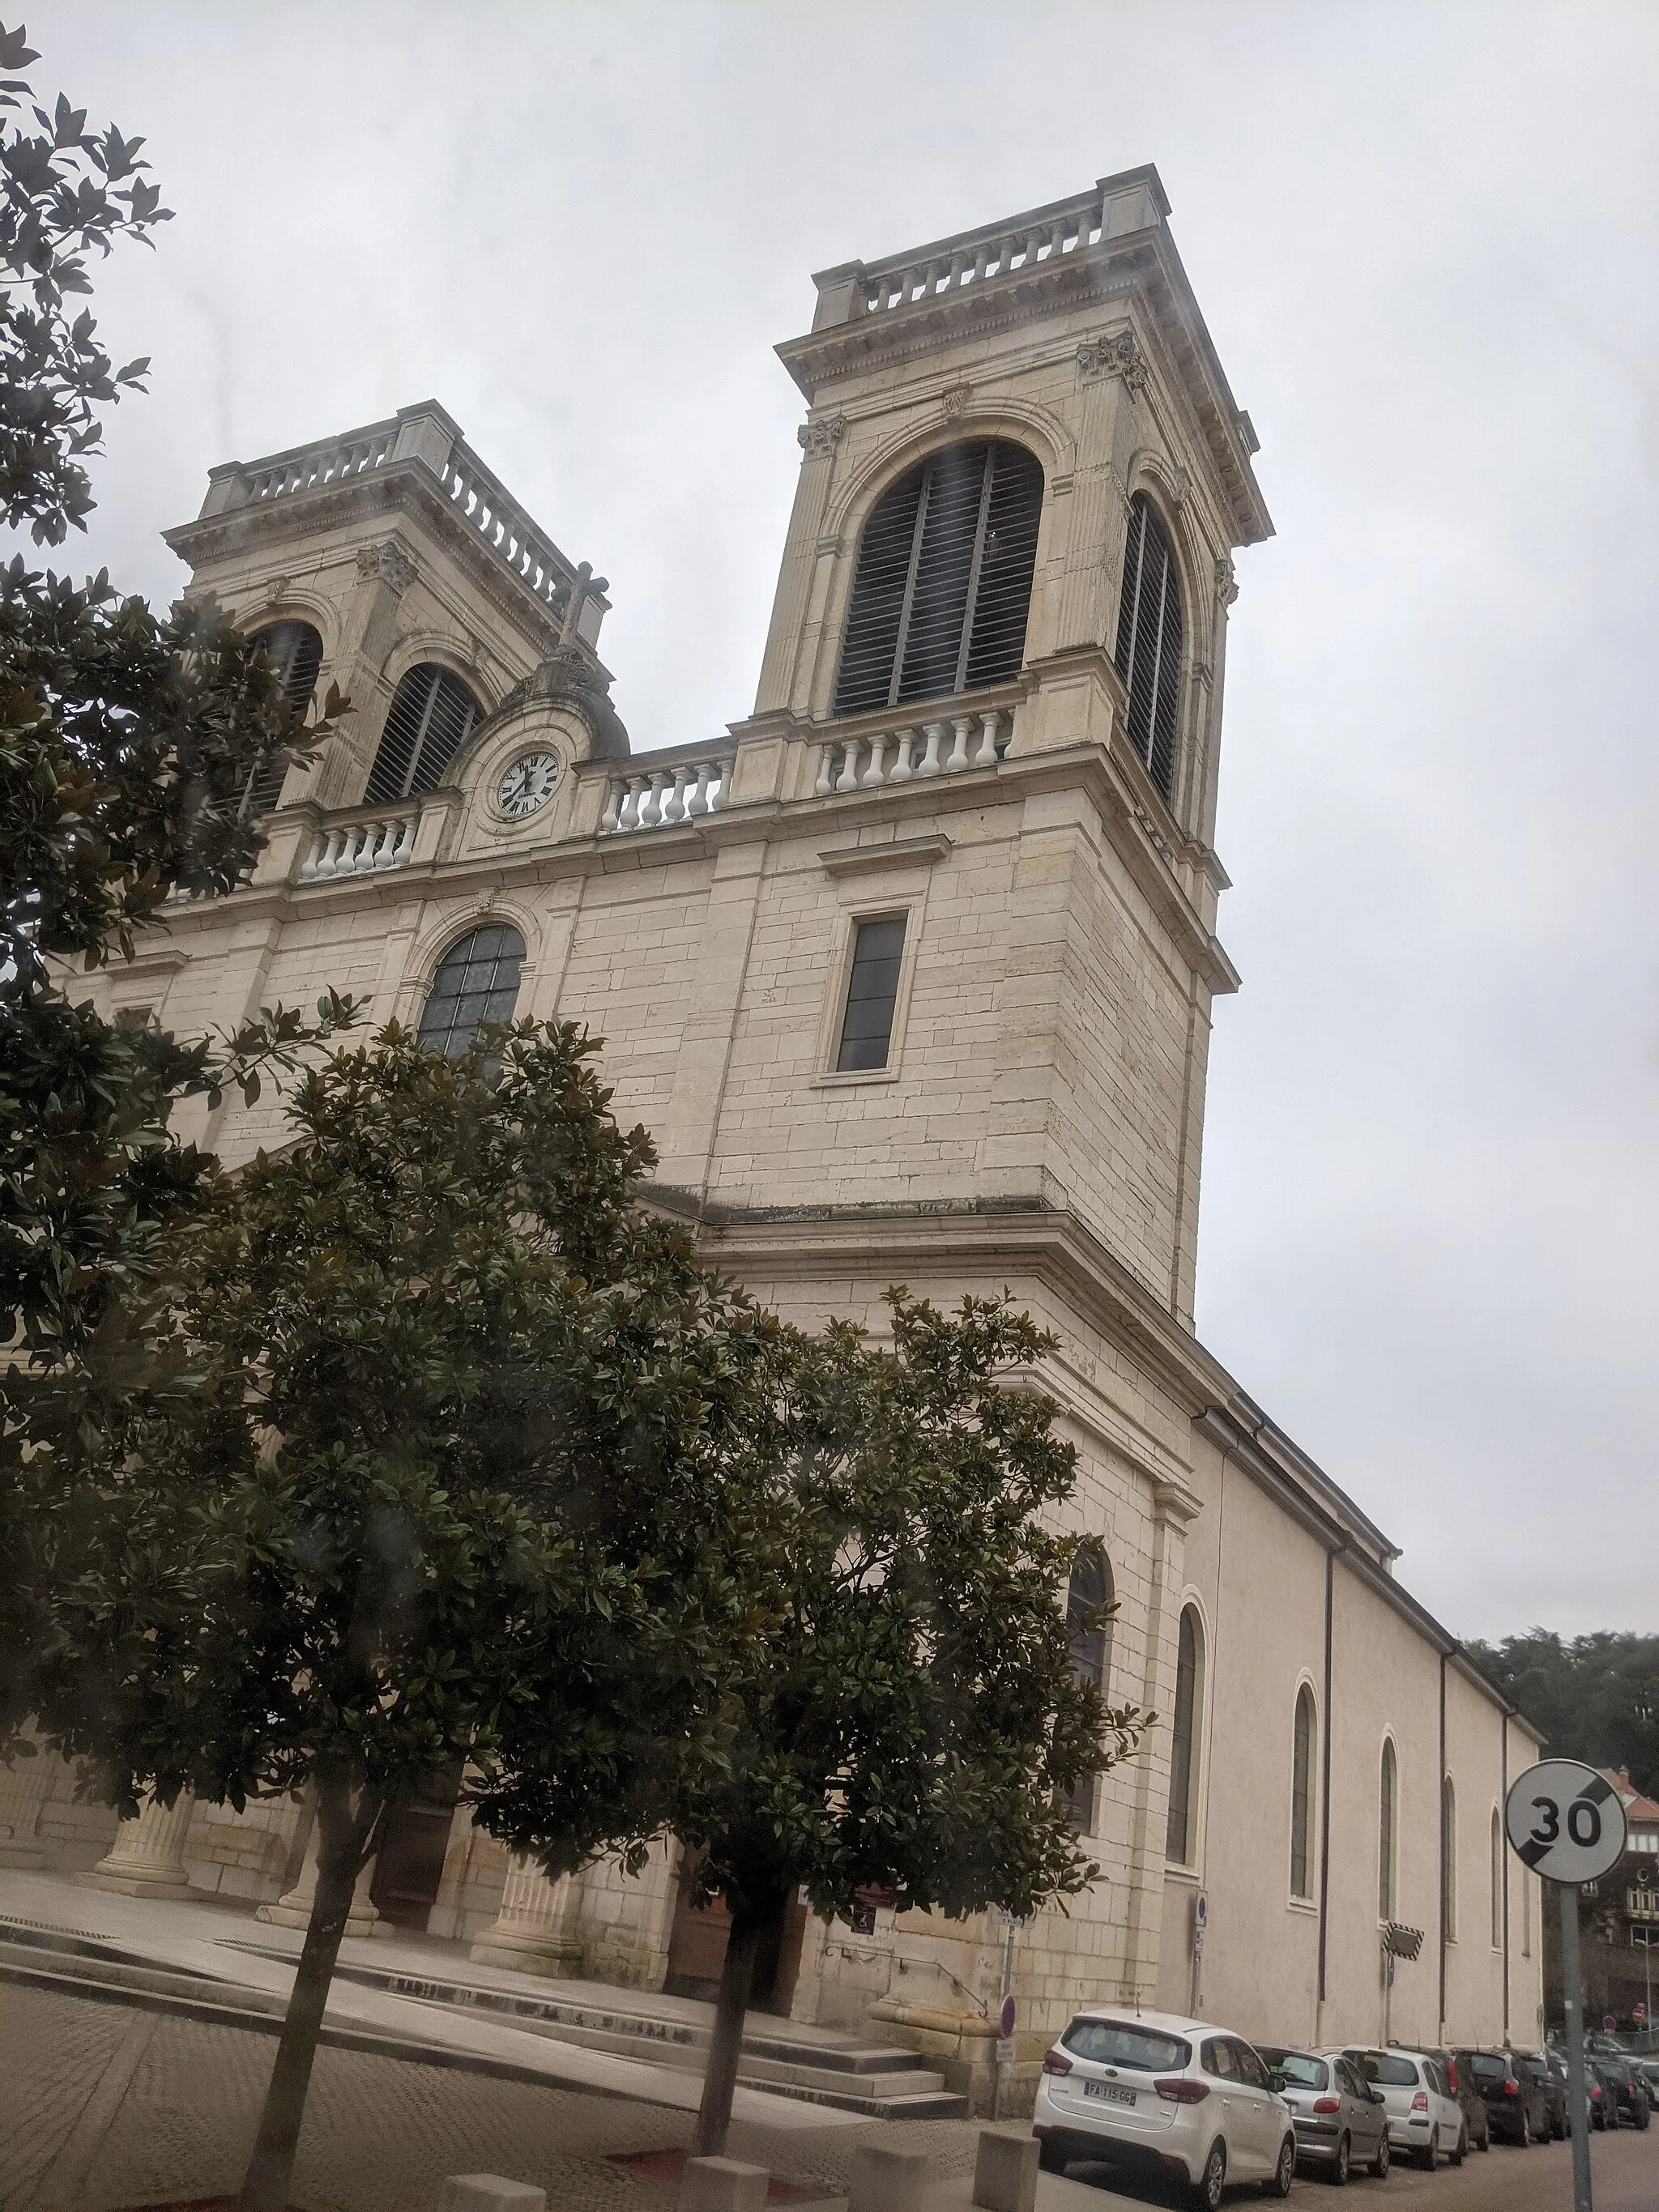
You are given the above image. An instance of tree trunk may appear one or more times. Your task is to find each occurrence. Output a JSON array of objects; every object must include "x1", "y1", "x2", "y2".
[
  {"x1": 237, "y1": 1779, "x2": 373, "y2": 2212},
  {"x1": 693, "y1": 1892, "x2": 784, "y2": 2158}
]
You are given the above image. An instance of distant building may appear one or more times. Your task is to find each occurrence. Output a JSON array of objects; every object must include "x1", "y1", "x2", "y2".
[
  {"x1": 0, "y1": 167, "x2": 1544, "y2": 2102},
  {"x1": 1557, "y1": 1767, "x2": 1659, "y2": 2033}
]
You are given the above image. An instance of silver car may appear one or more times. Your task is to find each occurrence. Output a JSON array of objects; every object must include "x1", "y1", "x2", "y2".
[{"x1": 1258, "y1": 2045, "x2": 1390, "y2": 2180}]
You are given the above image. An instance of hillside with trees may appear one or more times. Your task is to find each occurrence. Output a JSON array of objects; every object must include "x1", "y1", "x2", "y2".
[{"x1": 1469, "y1": 1631, "x2": 1659, "y2": 1799}]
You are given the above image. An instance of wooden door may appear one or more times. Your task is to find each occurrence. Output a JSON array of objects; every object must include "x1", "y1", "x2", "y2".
[
  {"x1": 369, "y1": 1770, "x2": 461, "y2": 1930},
  {"x1": 663, "y1": 1845, "x2": 808, "y2": 2015}
]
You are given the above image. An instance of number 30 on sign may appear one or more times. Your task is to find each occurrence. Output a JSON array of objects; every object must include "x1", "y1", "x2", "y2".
[{"x1": 1504, "y1": 1758, "x2": 1627, "y2": 1885}]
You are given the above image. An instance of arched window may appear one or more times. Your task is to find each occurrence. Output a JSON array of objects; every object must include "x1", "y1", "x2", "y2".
[
  {"x1": 416, "y1": 926, "x2": 526, "y2": 1061},
  {"x1": 1114, "y1": 492, "x2": 1183, "y2": 808},
  {"x1": 1442, "y1": 1775, "x2": 1457, "y2": 1941},
  {"x1": 239, "y1": 618, "x2": 323, "y2": 818},
  {"x1": 1491, "y1": 1809, "x2": 1503, "y2": 1948},
  {"x1": 1165, "y1": 1604, "x2": 1203, "y2": 1865},
  {"x1": 365, "y1": 663, "x2": 482, "y2": 805},
  {"x1": 1064, "y1": 1545, "x2": 1113, "y2": 1834},
  {"x1": 1379, "y1": 1739, "x2": 1398, "y2": 1921},
  {"x1": 1290, "y1": 1685, "x2": 1316, "y2": 1899},
  {"x1": 834, "y1": 439, "x2": 1043, "y2": 716}
]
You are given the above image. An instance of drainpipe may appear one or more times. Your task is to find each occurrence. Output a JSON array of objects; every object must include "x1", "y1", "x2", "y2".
[
  {"x1": 1316, "y1": 1541, "x2": 1346, "y2": 2048},
  {"x1": 1439, "y1": 1651, "x2": 1448, "y2": 2041},
  {"x1": 1502, "y1": 1715, "x2": 1511, "y2": 2042}
]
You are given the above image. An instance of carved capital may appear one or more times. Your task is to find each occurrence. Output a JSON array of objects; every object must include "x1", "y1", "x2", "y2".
[
  {"x1": 1214, "y1": 553, "x2": 1239, "y2": 607},
  {"x1": 1077, "y1": 330, "x2": 1148, "y2": 394},
  {"x1": 796, "y1": 413, "x2": 849, "y2": 458},
  {"x1": 356, "y1": 539, "x2": 417, "y2": 595},
  {"x1": 940, "y1": 384, "x2": 972, "y2": 421}
]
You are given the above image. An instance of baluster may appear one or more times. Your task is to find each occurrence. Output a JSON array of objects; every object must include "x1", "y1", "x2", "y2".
[
  {"x1": 616, "y1": 778, "x2": 644, "y2": 833},
  {"x1": 1049, "y1": 219, "x2": 1068, "y2": 257},
  {"x1": 710, "y1": 759, "x2": 731, "y2": 814},
  {"x1": 299, "y1": 833, "x2": 323, "y2": 883},
  {"x1": 814, "y1": 744, "x2": 836, "y2": 797},
  {"x1": 862, "y1": 735, "x2": 888, "y2": 787},
  {"x1": 974, "y1": 710, "x2": 1001, "y2": 768},
  {"x1": 371, "y1": 818, "x2": 400, "y2": 870},
  {"x1": 343, "y1": 825, "x2": 367, "y2": 875},
  {"x1": 391, "y1": 813, "x2": 417, "y2": 865},
  {"x1": 889, "y1": 728, "x2": 917, "y2": 783},
  {"x1": 661, "y1": 766, "x2": 691, "y2": 825},
  {"x1": 638, "y1": 772, "x2": 667, "y2": 828},
  {"x1": 682, "y1": 761, "x2": 711, "y2": 818},
  {"x1": 835, "y1": 740, "x2": 861, "y2": 794},
  {"x1": 945, "y1": 716, "x2": 973, "y2": 773},
  {"x1": 600, "y1": 780, "x2": 622, "y2": 833},
  {"x1": 313, "y1": 828, "x2": 345, "y2": 880},
  {"x1": 918, "y1": 722, "x2": 946, "y2": 778}
]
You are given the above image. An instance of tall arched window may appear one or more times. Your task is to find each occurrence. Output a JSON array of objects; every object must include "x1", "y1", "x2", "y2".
[
  {"x1": 1114, "y1": 492, "x2": 1183, "y2": 808},
  {"x1": 1290, "y1": 1685, "x2": 1316, "y2": 1899},
  {"x1": 416, "y1": 926, "x2": 526, "y2": 1061},
  {"x1": 1491, "y1": 1809, "x2": 1503, "y2": 1948},
  {"x1": 1442, "y1": 1775, "x2": 1457, "y2": 1941},
  {"x1": 834, "y1": 440, "x2": 1043, "y2": 716},
  {"x1": 1378, "y1": 1739, "x2": 1398, "y2": 1920},
  {"x1": 1165, "y1": 1605, "x2": 1203, "y2": 1865},
  {"x1": 365, "y1": 663, "x2": 483, "y2": 805},
  {"x1": 239, "y1": 618, "x2": 324, "y2": 818},
  {"x1": 1064, "y1": 1545, "x2": 1113, "y2": 1834}
]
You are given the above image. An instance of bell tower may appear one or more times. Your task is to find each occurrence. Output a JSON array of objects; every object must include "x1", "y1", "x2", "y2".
[{"x1": 736, "y1": 168, "x2": 1271, "y2": 1327}]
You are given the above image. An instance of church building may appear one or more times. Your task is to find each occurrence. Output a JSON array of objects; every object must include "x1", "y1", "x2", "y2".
[{"x1": 2, "y1": 167, "x2": 1545, "y2": 2106}]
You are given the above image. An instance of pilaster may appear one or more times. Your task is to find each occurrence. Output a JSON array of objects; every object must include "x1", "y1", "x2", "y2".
[
  {"x1": 80, "y1": 1788, "x2": 198, "y2": 1900},
  {"x1": 468, "y1": 1856, "x2": 581, "y2": 1976}
]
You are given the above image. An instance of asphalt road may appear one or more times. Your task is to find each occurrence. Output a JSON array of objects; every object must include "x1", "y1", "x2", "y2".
[{"x1": 1052, "y1": 2127, "x2": 1659, "y2": 2212}]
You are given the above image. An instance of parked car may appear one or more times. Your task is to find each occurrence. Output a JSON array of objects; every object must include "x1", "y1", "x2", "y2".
[
  {"x1": 1343, "y1": 2046, "x2": 1465, "y2": 2168},
  {"x1": 1633, "y1": 2057, "x2": 1659, "y2": 2112},
  {"x1": 1452, "y1": 2049, "x2": 1550, "y2": 2146},
  {"x1": 1256, "y1": 2045, "x2": 1391, "y2": 2181},
  {"x1": 1033, "y1": 2008, "x2": 1296, "y2": 2209},
  {"x1": 1592, "y1": 2053, "x2": 1653, "y2": 2129},
  {"x1": 1511, "y1": 2050, "x2": 1568, "y2": 2139},
  {"x1": 1578, "y1": 2062, "x2": 1611, "y2": 2129},
  {"x1": 1431, "y1": 2049, "x2": 1491, "y2": 2151}
]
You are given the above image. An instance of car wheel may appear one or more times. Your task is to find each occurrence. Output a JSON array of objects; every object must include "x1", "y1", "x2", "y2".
[
  {"x1": 1326, "y1": 2133, "x2": 1349, "y2": 2187},
  {"x1": 1263, "y1": 2133, "x2": 1295, "y2": 2198},
  {"x1": 1639, "y1": 2103, "x2": 1652, "y2": 2133},
  {"x1": 1451, "y1": 2126, "x2": 1466, "y2": 2167},
  {"x1": 1417, "y1": 2135, "x2": 1439, "y2": 2173},
  {"x1": 1519, "y1": 2108, "x2": 1530, "y2": 2148},
  {"x1": 1036, "y1": 2138, "x2": 1068, "y2": 2175},
  {"x1": 1478, "y1": 2116, "x2": 1490, "y2": 2151},
  {"x1": 1190, "y1": 2138, "x2": 1226, "y2": 2211},
  {"x1": 1371, "y1": 2129, "x2": 1390, "y2": 2179}
]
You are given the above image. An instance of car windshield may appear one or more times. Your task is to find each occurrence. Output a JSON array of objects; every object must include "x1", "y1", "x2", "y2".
[
  {"x1": 1064, "y1": 2019, "x2": 1191, "y2": 2071},
  {"x1": 1470, "y1": 2055, "x2": 1508, "y2": 2081},
  {"x1": 1272, "y1": 2053, "x2": 1328, "y2": 2088}
]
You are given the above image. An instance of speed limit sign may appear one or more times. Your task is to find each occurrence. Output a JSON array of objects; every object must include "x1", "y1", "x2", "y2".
[{"x1": 1505, "y1": 1758, "x2": 1627, "y2": 1883}]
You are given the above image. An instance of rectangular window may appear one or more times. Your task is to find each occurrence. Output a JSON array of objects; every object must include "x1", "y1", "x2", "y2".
[{"x1": 835, "y1": 916, "x2": 906, "y2": 1072}]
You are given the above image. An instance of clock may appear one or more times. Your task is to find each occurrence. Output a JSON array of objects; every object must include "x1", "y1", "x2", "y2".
[{"x1": 496, "y1": 750, "x2": 561, "y2": 819}]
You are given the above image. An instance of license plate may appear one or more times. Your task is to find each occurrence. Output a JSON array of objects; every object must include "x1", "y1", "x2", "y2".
[{"x1": 1083, "y1": 2082, "x2": 1137, "y2": 2108}]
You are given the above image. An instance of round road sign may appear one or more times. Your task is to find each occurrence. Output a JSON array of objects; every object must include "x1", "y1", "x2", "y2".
[
  {"x1": 999, "y1": 1993, "x2": 1017, "y2": 2039},
  {"x1": 1505, "y1": 1759, "x2": 1627, "y2": 1885}
]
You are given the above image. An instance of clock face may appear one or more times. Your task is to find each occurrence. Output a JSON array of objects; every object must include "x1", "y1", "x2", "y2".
[{"x1": 496, "y1": 750, "x2": 561, "y2": 819}]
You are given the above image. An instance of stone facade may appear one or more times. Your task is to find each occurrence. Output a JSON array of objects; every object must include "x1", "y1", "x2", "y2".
[{"x1": 36, "y1": 165, "x2": 1544, "y2": 2107}]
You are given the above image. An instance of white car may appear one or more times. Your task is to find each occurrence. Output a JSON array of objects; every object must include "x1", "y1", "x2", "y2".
[
  {"x1": 1341, "y1": 2044, "x2": 1468, "y2": 2168},
  {"x1": 1033, "y1": 2006, "x2": 1296, "y2": 2210}
]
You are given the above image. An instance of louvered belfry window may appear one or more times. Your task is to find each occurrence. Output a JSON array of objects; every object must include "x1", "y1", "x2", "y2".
[
  {"x1": 239, "y1": 619, "x2": 324, "y2": 818},
  {"x1": 834, "y1": 439, "x2": 1043, "y2": 717},
  {"x1": 1114, "y1": 492, "x2": 1184, "y2": 807},
  {"x1": 364, "y1": 663, "x2": 482, "y2": 805}
]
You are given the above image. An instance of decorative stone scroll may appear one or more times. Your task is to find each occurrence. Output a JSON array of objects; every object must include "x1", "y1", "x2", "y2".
[
  {"x1": 1077, "y1": 331, "x2": 1148, "y2": 394},
  {"x1": 1214, "y1": 553, "x2": 1239, "y2": 606},
  {"x1": 797, "y1": 413, "x2": 849, "y2": 458},
  {"x1": 356, "y1": 539, "x2": 418, "y2": 595}
]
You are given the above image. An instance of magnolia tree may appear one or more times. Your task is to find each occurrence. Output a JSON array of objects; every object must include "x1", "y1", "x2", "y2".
[
  {"x1": 31, "y1": 1023, "x2": 791, "y2": 2212},
  {"x1": 0, "y1": 18, "x2": 355, "y2": 1740},
  {"x1": 482, "y1": 1289, "x2": 1146, "y2": 2156}
]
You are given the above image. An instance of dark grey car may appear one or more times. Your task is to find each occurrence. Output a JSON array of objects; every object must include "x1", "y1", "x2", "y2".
[{"x1": 1257, "y1": 2045, "x2": 1390, "y2": 2182}]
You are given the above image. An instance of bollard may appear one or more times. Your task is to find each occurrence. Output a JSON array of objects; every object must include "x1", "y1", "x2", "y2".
[
  {"x1": 971, "y1": 2133, "x2": 1038, "y2": 2212},
  {"x1": 437, "y1": 2180, "x2": 546, "y2": 2212},
  {"x1": 677, "y1": 2154, "x2": 771, "y2": 2212},
  {"x1": 847, "y1": 2143, "x2": 929, "y2": 2212}
]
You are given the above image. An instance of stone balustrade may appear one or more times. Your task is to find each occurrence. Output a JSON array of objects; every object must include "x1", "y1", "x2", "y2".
[
  {"x1": 813, "y1": 705, "x2": 1010, "y2": 794},
  {"x1": 599, "y1": 754, "x2": 732, "y2": 834},
  {"x1": 299, "y1": 808, "x2": 419, "y2": 881},
  {"x1": 245, "y1": 420, "x2": 399, "y2": 502},
  {"x1": 857, "y1": 190, "x2": 1101, "y2": 317}
]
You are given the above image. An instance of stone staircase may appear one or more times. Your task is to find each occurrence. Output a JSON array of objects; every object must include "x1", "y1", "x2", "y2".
[{"x1": 0, "y1": 1916, "x2": 967, "y2": 2120}]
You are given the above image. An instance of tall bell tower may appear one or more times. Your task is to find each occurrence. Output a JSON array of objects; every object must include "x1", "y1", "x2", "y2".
[{"x1": 736, "y1": 167, "x2": 1271, "y2": 1327}]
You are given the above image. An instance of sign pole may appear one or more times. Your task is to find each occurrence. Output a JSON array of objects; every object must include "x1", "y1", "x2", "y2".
[{"x1": 1558, "y1": 1878, "x2": 1593, "y2": 2212}]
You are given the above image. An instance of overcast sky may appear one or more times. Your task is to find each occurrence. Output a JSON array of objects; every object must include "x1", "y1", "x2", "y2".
[{"x1": 40, "y1": 2, "x2": 1659, "y2": 1644}]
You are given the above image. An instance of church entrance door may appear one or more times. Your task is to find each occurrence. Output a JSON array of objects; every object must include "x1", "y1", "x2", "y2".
[
  {"x1": 663, "y1": 1845, "x2": 808, "y2": 2015},
  {"x1": 369, "y1": 1769, "x2": 462, "y2": 1930}
]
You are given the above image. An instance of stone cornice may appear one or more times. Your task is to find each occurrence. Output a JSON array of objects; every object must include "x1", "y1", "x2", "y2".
[
  {"x1": 778, "y1": 230, "x2": 1271, "y2": 550},
  {"x1": 163, "y1": 462, "x2": 565, "y2": 662}
]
